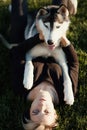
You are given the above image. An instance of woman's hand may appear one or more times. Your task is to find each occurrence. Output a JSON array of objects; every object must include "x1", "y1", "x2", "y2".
[
  {"x1": 60, "y1": 36, "x2": 71, "y2": 47},
  {"x1": 39, "y1": 33, "x2": 44, "y2": 40}
]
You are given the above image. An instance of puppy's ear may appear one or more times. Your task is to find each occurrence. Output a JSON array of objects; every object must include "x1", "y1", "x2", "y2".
[
  {"x1": 57, "y1": 5, "x2": 69, "y2": 18},
  {"x1": 36, "y1": 7, "x2": 49, "y2": 19}
]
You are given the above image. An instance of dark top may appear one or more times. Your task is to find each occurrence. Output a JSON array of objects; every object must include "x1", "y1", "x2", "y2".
[{"x1": 10, "y1": 34, "x2": 79, "y2": 104}]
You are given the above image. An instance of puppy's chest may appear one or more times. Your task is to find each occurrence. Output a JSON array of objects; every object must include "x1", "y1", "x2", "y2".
[
  {"x1": 27, "y1": 43, "x2": 62, "y2": 58},
  {"x1": 30, "y1": 44, "x2": 60, "y2": 56}
]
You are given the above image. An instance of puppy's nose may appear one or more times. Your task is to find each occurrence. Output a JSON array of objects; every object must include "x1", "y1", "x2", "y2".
[{"x1": 47, "y1": 40, "x2": 54, "y2": 45}]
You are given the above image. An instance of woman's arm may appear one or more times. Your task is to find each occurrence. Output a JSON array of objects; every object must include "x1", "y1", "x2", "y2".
[{"x1": 11, "y1": 34, "x2": 43, "y2": 57}]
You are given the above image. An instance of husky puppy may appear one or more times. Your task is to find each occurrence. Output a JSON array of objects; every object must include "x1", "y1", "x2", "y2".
[{"x1": 23, "y1": 5, "x2": 74, "y2": 105}]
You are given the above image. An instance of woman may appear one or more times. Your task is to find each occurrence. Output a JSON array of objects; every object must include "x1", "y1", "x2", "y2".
[
  {"x1": 10, "y1": 0, "x2": 79, "y2": 129},
  {"x1": 22, "y1": 39, "x2": 79, "y2": 129},
  {"x1": 11, "y1": 34, "x2": 79, "y2": 129}
]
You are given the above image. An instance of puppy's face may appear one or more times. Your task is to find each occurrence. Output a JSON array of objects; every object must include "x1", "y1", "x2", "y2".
[{"x1": 36, "y1": 5, "x2": 70, "y2": 50}]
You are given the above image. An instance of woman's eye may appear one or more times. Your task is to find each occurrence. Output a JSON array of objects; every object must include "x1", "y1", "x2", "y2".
[
  {"x1": 32, "y1": 109, "x2": 39, "y2": 115},
  {"x1": 56, "y1": 26, "x2": 60, "y2": 28}
]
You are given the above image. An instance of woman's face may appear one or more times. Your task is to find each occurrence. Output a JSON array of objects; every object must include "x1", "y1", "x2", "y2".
[{"x1": 30, "y1": 94, "x2": 56, "y2": 125}]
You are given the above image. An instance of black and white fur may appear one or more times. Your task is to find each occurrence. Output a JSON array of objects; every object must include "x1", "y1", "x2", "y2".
[{"x1": 23, "y1": 5, "x2": 74, "y2": 105}]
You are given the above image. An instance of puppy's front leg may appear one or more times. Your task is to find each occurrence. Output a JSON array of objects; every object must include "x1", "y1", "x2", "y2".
[
  {"x1": 61, "y1": 62, "x2": 74, "y2": 105},
  {"x1": 23, "y1": 48, "x2": 34, "y2": 90},
  {"x1": 23, "y1": 60, "x2": 34, "y2": 90},
  {"x1": 54, "y1": 48, "x2": 74, "y2": 105},
  {"x1": 23, "y1": 44, "x2": 48, "y2": 90}
]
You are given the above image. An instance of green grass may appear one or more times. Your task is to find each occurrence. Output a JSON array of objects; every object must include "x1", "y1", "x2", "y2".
[{"x1": 0, "y1": 0, "x2": 87, "y2": 130}]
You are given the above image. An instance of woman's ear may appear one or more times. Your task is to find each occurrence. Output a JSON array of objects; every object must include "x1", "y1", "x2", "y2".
[
  {"x1": 53, "y1": 110, "x2": 59, "y2": 127},
  {"x1": 54, "y1": 110, "x2": 58, "y2": 120}
]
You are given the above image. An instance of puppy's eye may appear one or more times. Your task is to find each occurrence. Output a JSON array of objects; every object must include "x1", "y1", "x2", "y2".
[
  {"x1": 56, "y1": 26, "x2": 60, "y2": 28},
  {"x1": 44, "y1": 24, "x2": 48, "y2": 28},
  {"x1": 32, "y1": 109, "x2": 39, "y2": 115}
]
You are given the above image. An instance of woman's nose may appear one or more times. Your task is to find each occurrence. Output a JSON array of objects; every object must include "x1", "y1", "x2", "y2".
[{"x1": 39, "y1": 100, "x2": 45, "y2": 106}]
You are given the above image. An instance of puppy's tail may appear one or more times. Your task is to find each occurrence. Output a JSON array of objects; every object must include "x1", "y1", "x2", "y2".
[{"x1": 0, "y1": 34, "x2": 18, "y2": 49}]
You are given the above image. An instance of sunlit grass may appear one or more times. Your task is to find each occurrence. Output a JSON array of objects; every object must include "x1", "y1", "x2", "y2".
[{"x1": 0, "y1": 0, "x2": 87, "y2": 129}]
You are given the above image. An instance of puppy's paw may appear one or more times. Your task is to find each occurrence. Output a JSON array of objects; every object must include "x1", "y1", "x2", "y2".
[
  {"x1": 63, "y1": 80, "x2": 74, "y2": 105},
  {"x1": 60, "y1": 36, "x2": 70, "y2": 47},
  {"x1": 24, "y1": 76, "x2": 33, "y2": 90}
]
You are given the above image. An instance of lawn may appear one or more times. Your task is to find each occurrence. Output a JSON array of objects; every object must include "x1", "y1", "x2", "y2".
[{"x1": 0, "y1": 0, "x2": 87, "y2": 130}]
